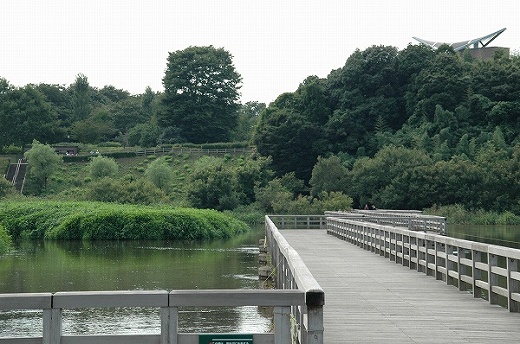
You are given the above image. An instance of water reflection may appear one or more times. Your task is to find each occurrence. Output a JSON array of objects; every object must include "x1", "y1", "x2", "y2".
[
  {"x1": 447, "y1": 225, "x2": 520, "y2": 249},
  {"x1": 0, "y1": 228, "x2": 272, "y2": 337}
]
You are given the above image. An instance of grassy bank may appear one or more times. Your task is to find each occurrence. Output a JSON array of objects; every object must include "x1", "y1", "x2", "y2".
[
  {"x1": 0, "y1": 201, "x2": 249, "y2": 241},
  {"x1": 426, "y1": 204, "x2": 520, "y2": 225}
]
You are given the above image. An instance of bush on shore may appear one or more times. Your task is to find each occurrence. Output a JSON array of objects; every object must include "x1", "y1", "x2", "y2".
[
  {"x1": 426, "y1": 204, "x2": 520, "y2": 225},
  {"x1": 0, "y1": 201, "x2": 249, "y2": 241},
  {"x1": 0, "y1": 224, "x2": 12, "y2": 254}
]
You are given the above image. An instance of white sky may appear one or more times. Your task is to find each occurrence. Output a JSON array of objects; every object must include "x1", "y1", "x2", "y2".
[{"x1": 1, "y1": 0, "x2": 519, "y2": 104}]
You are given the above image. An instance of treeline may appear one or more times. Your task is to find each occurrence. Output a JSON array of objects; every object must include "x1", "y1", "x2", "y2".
[
  {"x1": 0, "y1": 46, "x2": 264, "y2": 152},
  {"x1": 2, "y1": 44, "x2": 520, "y2": 216},
  {"x1": 254, "y1": 44, "x2": 520, "y2": 213}
]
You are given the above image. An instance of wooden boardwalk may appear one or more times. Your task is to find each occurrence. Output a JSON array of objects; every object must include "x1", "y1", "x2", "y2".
[{"x1": 280, "y1": 229, "x2": 520, "y2": 344}]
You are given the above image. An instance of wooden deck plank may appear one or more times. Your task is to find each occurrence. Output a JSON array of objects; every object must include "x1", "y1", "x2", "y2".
[{"x1": 280, "y1": 230, "x2": 520, "y2": 344}]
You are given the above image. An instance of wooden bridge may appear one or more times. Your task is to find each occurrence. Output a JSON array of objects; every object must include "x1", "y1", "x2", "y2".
[{"x1": 268, "y1": 212, "x2": 520, "y2": 343}]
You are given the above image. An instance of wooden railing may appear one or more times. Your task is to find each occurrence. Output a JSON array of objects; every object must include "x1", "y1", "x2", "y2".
[
  {"x1": 325, "y1": 210, "x2": 447, "y2": 234},
  {"x1": 265, "y1": 216, "x2": 325, "y2": 344},
  {"x1": 0, "y1": 289, "x2": 305, "y2": 344},
  {"x1": 267, "y1": 215, "x2": 327, "y2": 230},
  {"x1": 326, "y1": 217, "x2": 520, "y2": 312}
]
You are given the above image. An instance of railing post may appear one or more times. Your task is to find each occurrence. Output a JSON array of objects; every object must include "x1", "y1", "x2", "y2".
[
  {"x1": 489, "y1": 253, "x2": 498, "y2": 305},
  {"x1": 473, "y1": 250, "x2": 483, "y2": 299},
  {"x1": 306, "y1": 304, "x2": 324, "y2": 344},
  {"x1": 160, "y1": 307, "x2": 168, "y2": 344},
  {"x1": 169, "y1": 307, "x2": 179, "y2": 344},
  {"x1": 43, "y1": 308, "x2": 61, "y2": 344},
  {"x1": 508, "y1": 258, "x2": 518, "y2": 312},
  {"x1": 274, "y1": 306, "x2": 292, "y2": 344}
]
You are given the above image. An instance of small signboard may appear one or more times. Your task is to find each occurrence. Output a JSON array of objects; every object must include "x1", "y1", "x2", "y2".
[{"x1": 199, "y1": 333, "x2": 253, "y2": 344}]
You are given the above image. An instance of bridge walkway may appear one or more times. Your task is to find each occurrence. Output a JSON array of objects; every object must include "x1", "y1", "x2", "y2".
[{"x1": 279, "y1": 229, "x2": 520, "y2": 344}]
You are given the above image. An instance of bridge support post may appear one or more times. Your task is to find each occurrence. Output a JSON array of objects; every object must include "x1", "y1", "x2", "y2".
[
  {"x1": 274, "y1": 306, "x2": 292, "y2": 344},
  {"x1": 170, "y1": 307, "x2": 179, "y2": 344},
  {"x1": 489, "y1": 254, "x2": 498, "y2": 305},
  {"x1": 508, "y1": 258, "x2": 518, "y2": 312},
  {"x1": 43, "y1": 308, "x2": 61, "y2": 344},
  {"x1": 306, "y1": 305, "x2": 324, "y2": 344}
]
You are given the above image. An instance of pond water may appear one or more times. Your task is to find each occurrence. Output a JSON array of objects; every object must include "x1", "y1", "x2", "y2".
[
  {"x1": 3, "y1": 222, "x2": 520, "y2": 337},
  {"x1": 0, "y1": 226, "x2": 271, "y2": 337},
  {"x1": 447, "y1": 224, "x2": 520, "y2": 249}
]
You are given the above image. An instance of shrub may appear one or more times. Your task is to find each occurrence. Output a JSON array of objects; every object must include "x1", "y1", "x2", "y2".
[
  {"x1": 145, "y1": 157, "x2": 174, "y2": 192},
  {"x1": 0, "y1": 201, "x2": 249, "y2": 241},
  {"x1": 89, "y1": 156, "x2": 119, "y2": 180},
  {"x1": 0, "y1": 224, "x2": 12, "y2": 254},
  {"x1": 1, "y1": 145, "x2": 23, "y2": 154},
  {"x1": 0, "y1": 178, "x2": 15, "y2": 199}
]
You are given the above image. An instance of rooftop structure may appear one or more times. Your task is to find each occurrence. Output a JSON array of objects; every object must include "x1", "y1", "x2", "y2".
[{"x1": 413, "y1": 27, "x2": 507, "y2": 52}]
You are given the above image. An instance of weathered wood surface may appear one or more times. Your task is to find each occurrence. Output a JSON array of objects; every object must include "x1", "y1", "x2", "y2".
[{"x1": 279, "y1": 229, "x2": 520, "y2": 344}]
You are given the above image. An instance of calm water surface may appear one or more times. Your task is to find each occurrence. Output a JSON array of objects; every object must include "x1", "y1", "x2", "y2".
[
  {"x1": 447, "y1": 224, "x2": 520, "y2": 249},
  {"x1": 0, "y1": 227, "x2": 271, "y2": 337}
]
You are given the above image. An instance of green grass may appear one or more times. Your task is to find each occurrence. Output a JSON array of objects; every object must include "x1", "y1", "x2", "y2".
[{"x1": 0, "y1": 201, "x2": 250, "y2": 241}]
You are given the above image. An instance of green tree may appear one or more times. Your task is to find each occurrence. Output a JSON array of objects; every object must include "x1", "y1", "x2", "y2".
[
  {"x1": 310, "y1": 155, "x2": 349, "y2": 197},
  {"x1": 161, "y1": 46, "x2": 242, "y2": 143},
  {"x1": 254, "y1": 97, "x2": 320, "y2": 181},
  {"x1": 254, "y1": 178, "x2": 293, "y2": 213},
  {"x1": 72, "y1": 109, "x2": 117, "y2": 143},
  {"x1": 89, "y1": 155, "x2": 119, "y2": 180},
  {"x1": 127, "y1": 122, "x2": 162, "y2": 147},
  {"x1": 232, "y1": 101, "x2": 265, "y2": 141},
  {"x1": 187, "y1": 157, "x2": 240, "y2": 210},
  {"x1": 71, "y1": 73, "x2": 92, "y2": 121},
  {"x1": 145, "y1": 157, "x2": 173, "y2": 192},
  {"x1": 347, "y1": 146, "x2": 432, "y2": 208},
  {"x1": 24, "y1": 140, "x2": 63, "y2": 193},
  {"x1": 0, "y1": 84, "x2": 62, "y2": 149}
]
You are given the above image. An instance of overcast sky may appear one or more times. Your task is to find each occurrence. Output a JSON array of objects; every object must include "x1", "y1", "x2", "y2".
[{"x1": 1, "y1": 0, "x2": 519, "y2": 104}]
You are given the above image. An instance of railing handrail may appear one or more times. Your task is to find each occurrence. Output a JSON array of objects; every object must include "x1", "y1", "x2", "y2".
[
  {"x1": 265, "y1": 217, "x2": 324, "y2": 302},
  {"x1": 265, "y1": 215, "x2": 324, "y2": 344},
  {"x1": 324, "y1": 210, "x2": 447, "y2": 234},
  {"x1": 326, "y1": 217, "x2": 520, "y2": 312},
  {"x1": 0, "y1": 289, "x2": 305, "y2": 344}
]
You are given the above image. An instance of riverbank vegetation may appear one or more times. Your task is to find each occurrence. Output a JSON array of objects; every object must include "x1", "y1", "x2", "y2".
[
  {"x1": 0, "y1": 224, "x2": 11, "y2": 254},
  {"x1": 426, "y1": 204, "x2": 520, "y2": 226},
  {"x1": 0, "y1": 201, "x2": 249, "y2": 241}
]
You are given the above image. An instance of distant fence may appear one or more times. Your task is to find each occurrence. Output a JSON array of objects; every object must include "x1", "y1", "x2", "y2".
[
  {"x1": 0, "y1": 289, "x2": 305, "y2": 344},
  {"x1": 326, "y1": 217, "x2": 520, "y2": 312},
  {"x1": 136, "y1": 147, "x2": 255, "y2": 156}
]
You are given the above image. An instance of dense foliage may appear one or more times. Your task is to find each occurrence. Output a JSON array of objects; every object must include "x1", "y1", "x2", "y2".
[
  {"x1": 0, "y1": 201, "x2": 249, "y2": 241},
  {"x1": 254, "y1": 45, "x2": 520, "y2": 212},
  {"x1": 2, "y1": 43, "x2": 520, "y2": 217},
  {"x1": 160, "y1": 46, "x2": 242, "y2": 143}
]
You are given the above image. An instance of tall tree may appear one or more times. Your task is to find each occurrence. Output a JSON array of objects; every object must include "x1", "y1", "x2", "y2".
[
  {"x1": 71, "y1": 73, "x2": 91, "y2": 121},
  {"x1": 24, "y1": 140, "x2": 62, "y2": 193},
  {"x1": 160, "y1": 46, "x2": 242, "y2": 143}
]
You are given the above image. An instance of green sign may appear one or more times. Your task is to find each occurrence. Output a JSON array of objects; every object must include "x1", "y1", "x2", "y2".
[{"x1": 199, "y1": 333, "x2": 253, "y2": 344}]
